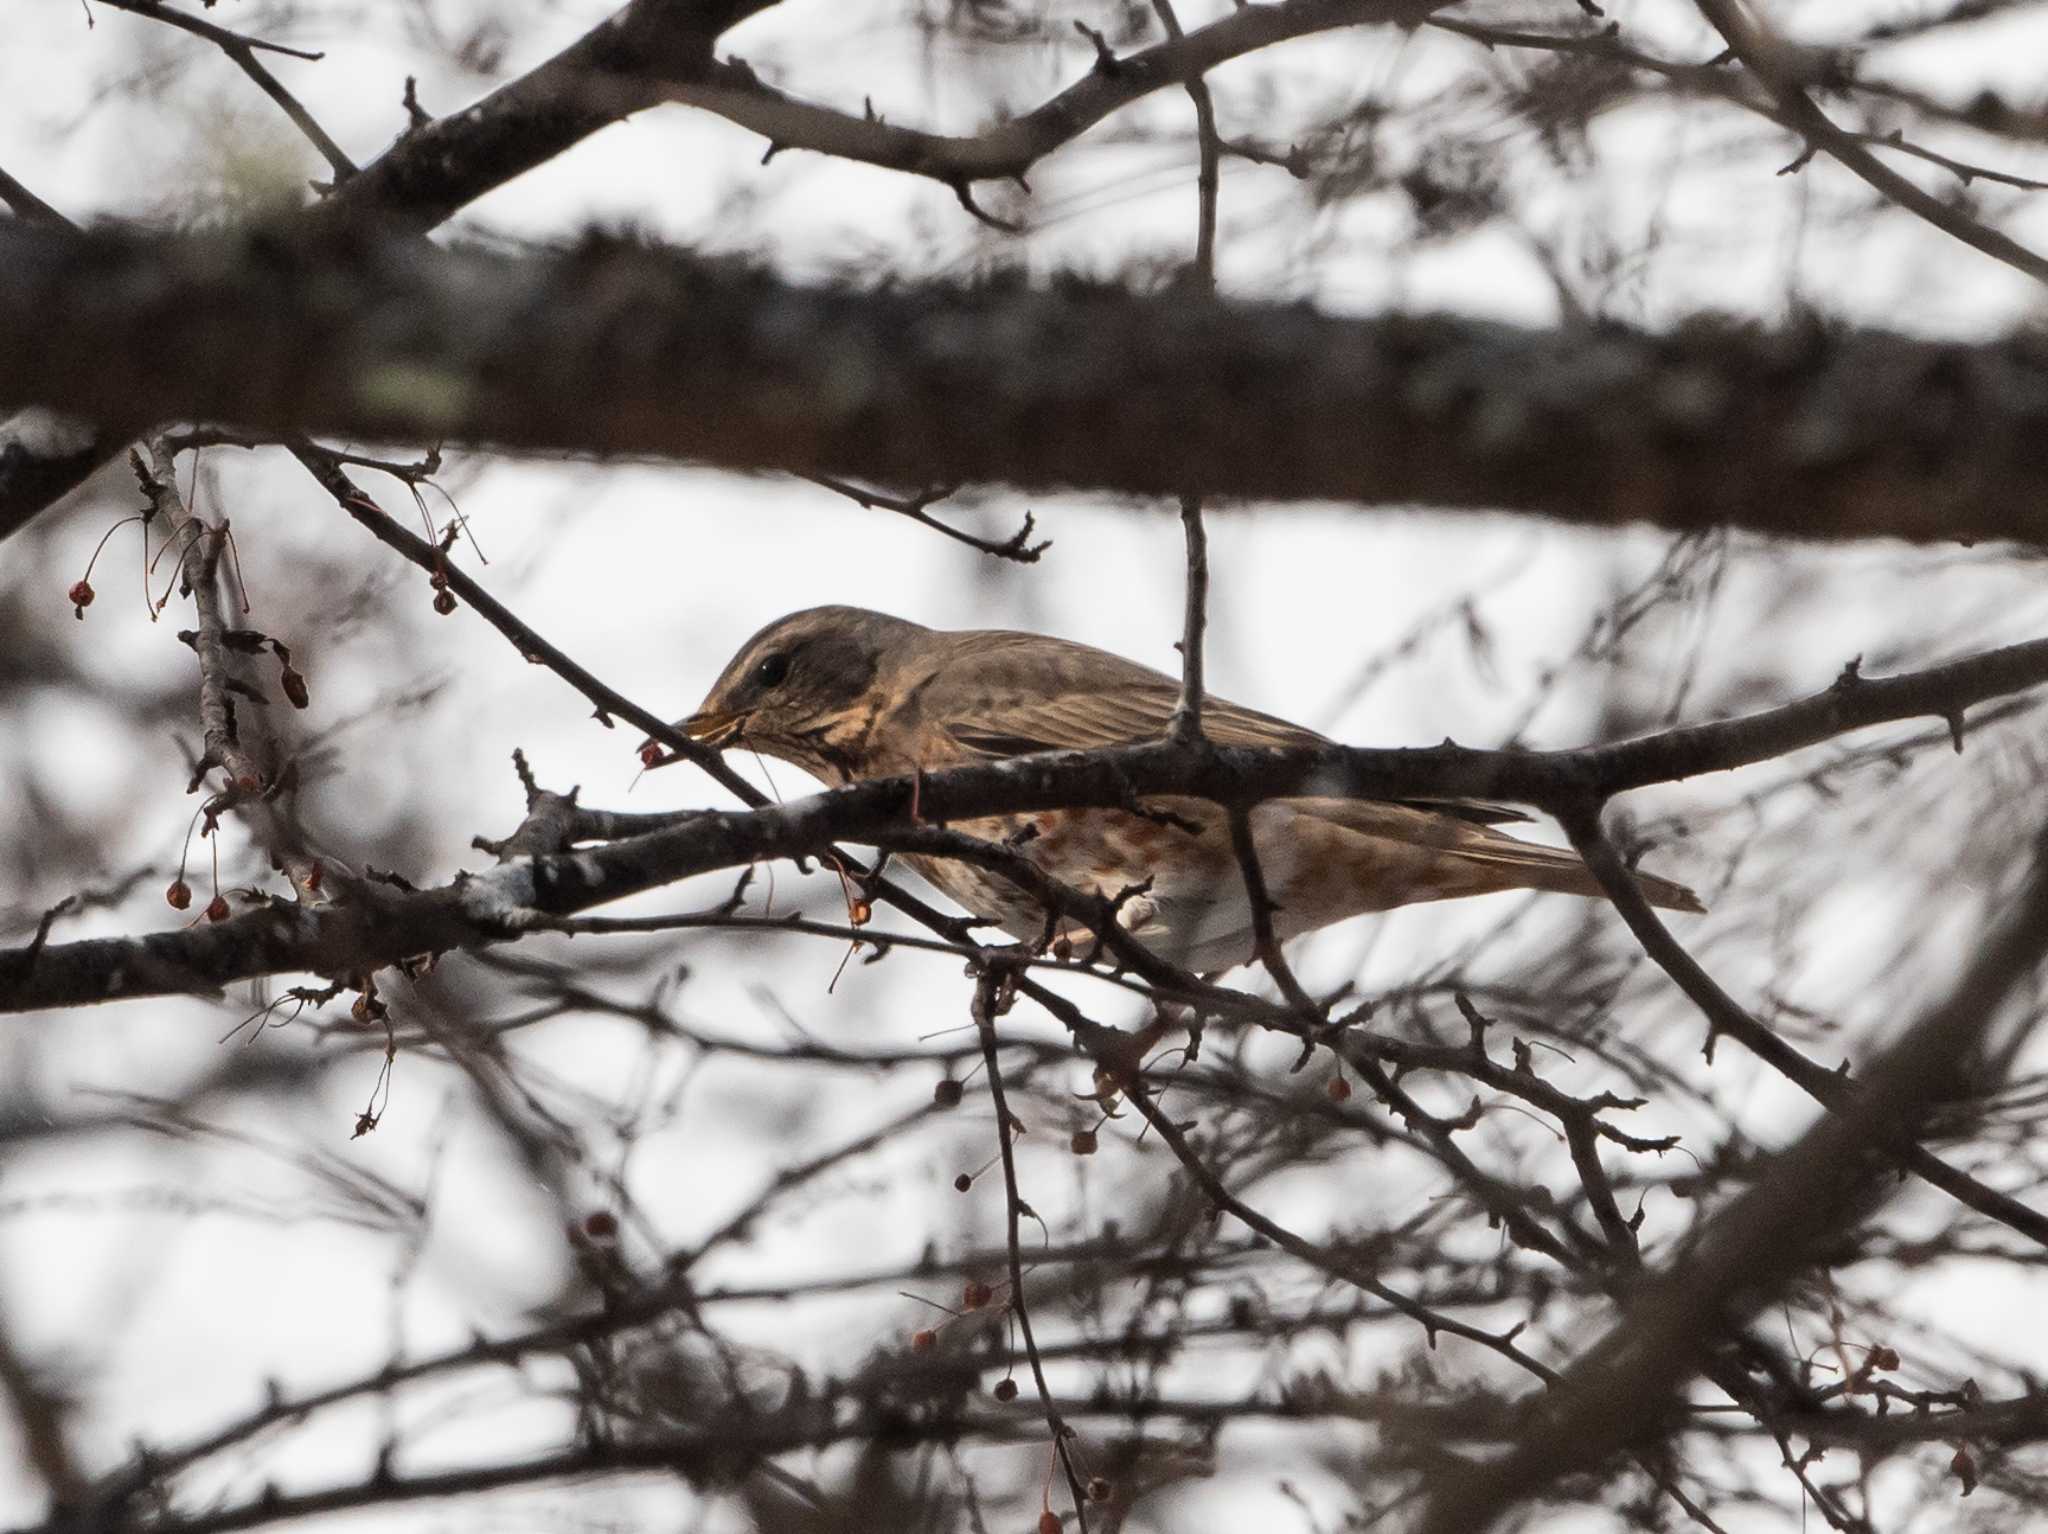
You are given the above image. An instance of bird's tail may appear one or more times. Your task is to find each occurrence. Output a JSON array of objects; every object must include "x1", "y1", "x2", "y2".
[
  {"x1": 1444, "y1": 835, "x2": 1706, "y2": 914},
  {"x1": 1293, "y1": 798, "x2": 1707, "y2": 916}
]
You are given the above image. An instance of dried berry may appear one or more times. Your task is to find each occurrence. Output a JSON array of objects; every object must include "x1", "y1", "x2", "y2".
[
  {"x1": 1327, "y1": 1075, "x2": 1353, "y2": 1102},
  {"x1": 953, "y1": 1173, "x2": 973, "y2": 1193},
  {"x1": 204, "y1": 894, "x2": 230, "y2": 923},
  {"x1": 165, "y1": 879, "x2": 193, "y2": 911},
  {"x1": 639, "y1": 741, "x2": 664, "y2": 769},
  {"x1": 1039, "y1": 1511, "x2": 1062, "y2": 1534},
  {"x1": 910, "y1": 1328, "x2": 937, "y2": 1354},
  {"x1": 961, "y1": 1279, "x2": 993, "y2": 1310},
  {"x1": 432, "y1": 589, "x2": 458, "y2": 616},
  {"x1": 68, "y1": 579, "x2": 94, "y2": 615},
  {"x1": 1070, "y1": 1129, "x2": 1098, "y2": 1156},
  {"x1": 583, "y1": 1210, "x2": 619, "y2": 1241},
  {"x1": 932, "y1": 1078, "x2": 964, "y2": 1109},
  {"x1": 992, "y1": 1378, "x2": 1018, "y2": 1401}
]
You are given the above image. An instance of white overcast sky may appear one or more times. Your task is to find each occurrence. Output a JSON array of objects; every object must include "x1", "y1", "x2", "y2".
[{"x1": 7, "y1": 1, "x2": 2048, "y2": 1529}]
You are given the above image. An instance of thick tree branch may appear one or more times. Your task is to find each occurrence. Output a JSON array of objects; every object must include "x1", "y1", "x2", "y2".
[
  {"x1": 0, "y1": 0, "x2": 776, "y2": 544},
  {"x1": 311, "y1": 0, "x2": 780, "y2": 234},
  {"x1": 10, "y1": 223, "x2": 2048, "y2": 542}
]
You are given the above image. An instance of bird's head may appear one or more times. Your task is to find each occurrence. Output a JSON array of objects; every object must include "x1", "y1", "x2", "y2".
[{"x1": 672, "y1": 605, "x2": 928, "y2": 777}]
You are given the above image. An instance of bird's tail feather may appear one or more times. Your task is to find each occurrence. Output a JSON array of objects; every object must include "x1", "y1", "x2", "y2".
[{"x1": 1448, "y1": 838, "x2": 1706, "y2": 914}]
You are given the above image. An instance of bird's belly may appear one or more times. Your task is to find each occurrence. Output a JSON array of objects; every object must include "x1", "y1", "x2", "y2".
[
  {"x1": 900, "y1": 805, "x2": 1249, "y2": 964},
  {"x1": 896, "y1": 801, "x2": 1491, "y2": 972}
]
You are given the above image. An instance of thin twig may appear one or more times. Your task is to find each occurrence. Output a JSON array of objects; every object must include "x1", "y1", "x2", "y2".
[
  {"x1": 1155, "y1": 0, "x2": 1222, "y2": 747},
  {"x1": 95, "y1": 0, "x2": 357, "y2": 183},
  {"x1": 0, "y1": 164, "x2": 67, "y2": 227},
  {"x1": 1560, "y1": 801, "x2": 2048, "y2": 1249},
  {"x1": 800, "y1": 473, "x2": 1047, "y2": 562},
  {"x1": 1691, "y1": 0, "x2": 2048, "y2": 285},
  {"x1": 1418, "y1": 826, "x2": 2048, "y2": 1533},
  {"x1": 973, "y1": 968, "x2": 1091, "y2": 1531}
]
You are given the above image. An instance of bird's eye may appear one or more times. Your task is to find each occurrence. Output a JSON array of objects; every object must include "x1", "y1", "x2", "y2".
[{"x1": 752, "y1": 652, "x2": 791, "y2": 690}]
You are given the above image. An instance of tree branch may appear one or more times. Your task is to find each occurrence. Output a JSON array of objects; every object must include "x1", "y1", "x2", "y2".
[
  {"x1": 5, "y1": 633, "x2": 2043, "y2": 1014},
  {"x1": 663, "y1": 0, "x2": 1441, "y2": 188},
  {"x1": 0, "y1": 0, "x2": 779, "y2": 545},
  {"x1": 1692, "y1": 0, "x2": 2048, "y2": 286},
  {"x1": 94, "y1": 0, "x2": 359, "y2": 184},
  {"x1": 14, "y1": 222, "x2": 2048, "y2": 542},
  {"x1": 1418, "y1": 830, "x2": 2048, "y2": 1532}
]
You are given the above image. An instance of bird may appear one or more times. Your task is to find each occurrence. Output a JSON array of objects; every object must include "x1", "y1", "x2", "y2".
[{"x1": 667, "y1": 605, "x2": 1702, "y2": 974}]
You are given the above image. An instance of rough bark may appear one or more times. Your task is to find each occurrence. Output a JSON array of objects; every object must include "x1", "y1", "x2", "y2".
[{"x1": 7, "y1": 222, "x2": 2048, "y2": 544}]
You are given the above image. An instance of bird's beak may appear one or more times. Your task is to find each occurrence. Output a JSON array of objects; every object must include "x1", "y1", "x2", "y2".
[
  {"x1": 638, "y1": 706, "x2": 743, "y2": 769},
  {"x1": 679, "y1": 707, "x2": 744, "y2": 746}
]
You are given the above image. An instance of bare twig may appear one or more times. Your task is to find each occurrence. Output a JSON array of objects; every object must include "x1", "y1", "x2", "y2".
[
  {"x1": 94, "y1": 0, "x2": 359, "y2": 183},
  {"x1": 1560, "y1": 802, "x2": 2048, "y2": 1250},
  {"x1": 662, "y1": 0, "x2": 1444, "y2": 190},
  {"x1": 1692, "y1": 0, "x2": 2048, "y2": 285},
  {"x1": 1418, "y1": 830, "x2": 2048, "y2": 1533},
  {"x1": 0, "y1": 165, "x2": 67, "y2": 227},
  {"x1": 799, "y1": 473, "x2": 1047, "y2": 562},
  {"x1": 973, "y1": 968, "x2": 1091, "y2": 1530}
]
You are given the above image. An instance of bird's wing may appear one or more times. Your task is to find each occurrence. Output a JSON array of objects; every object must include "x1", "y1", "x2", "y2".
[{"x1": 927, "y1": 632, "x2": 1531, "y2": 827}]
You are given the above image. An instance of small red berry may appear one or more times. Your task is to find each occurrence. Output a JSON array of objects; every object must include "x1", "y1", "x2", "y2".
[
  {"x1": 432, "y1": 589, "x2": 457, "y2": 616},
  {"x1": 428, "y1": 570, "x2": 449, "y2": 591},
  {"x1": 992, "y1": 1377, "x2": 1018, "y2": 1401},
  {"x1": 961, "y1": 1279, "x2": 993, "y2": 1310},
  {"x1": 953, "y1": 1173, "x2": 973, "y2": 1192},
  {"x1": 204, "y1": 894, "x2": 230, "y2": 923},
  {"x1": 68, "y1": 579, "x2": 94, "y2": 615},
  {"x1": 1039, "y1": 1511, "x2": 1063, "y2": 1534},
  {"x1": 1327, "y1": 1076, "x2": 1353, "y2": 1102},
  {"x1": 932, "y1": 1078, "x2": 964, "y2": 1108},
  {"x1": 280, "y1": 666, "x2": 309, "y2": 709},
  {"x1": 1070, "y1": 1129, "x2": 1098, "y2": 1156},
  {"x1": 910, "y1": 1328, "x2": 937, "y2": 1354},
  {"x1": 638, "y1": 742, "x2": 664, "y2": 768},
  {"x1": 165, "y1": 879, "x2": 192, "y2": 911},
  {"x1": 583, "y1": 1210, "x2": 618, "y2": 1241}
]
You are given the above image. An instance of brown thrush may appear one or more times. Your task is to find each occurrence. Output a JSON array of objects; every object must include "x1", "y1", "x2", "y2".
[{"x1": 671, "y1": 606, "x2": 1702, "y2": 972}]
